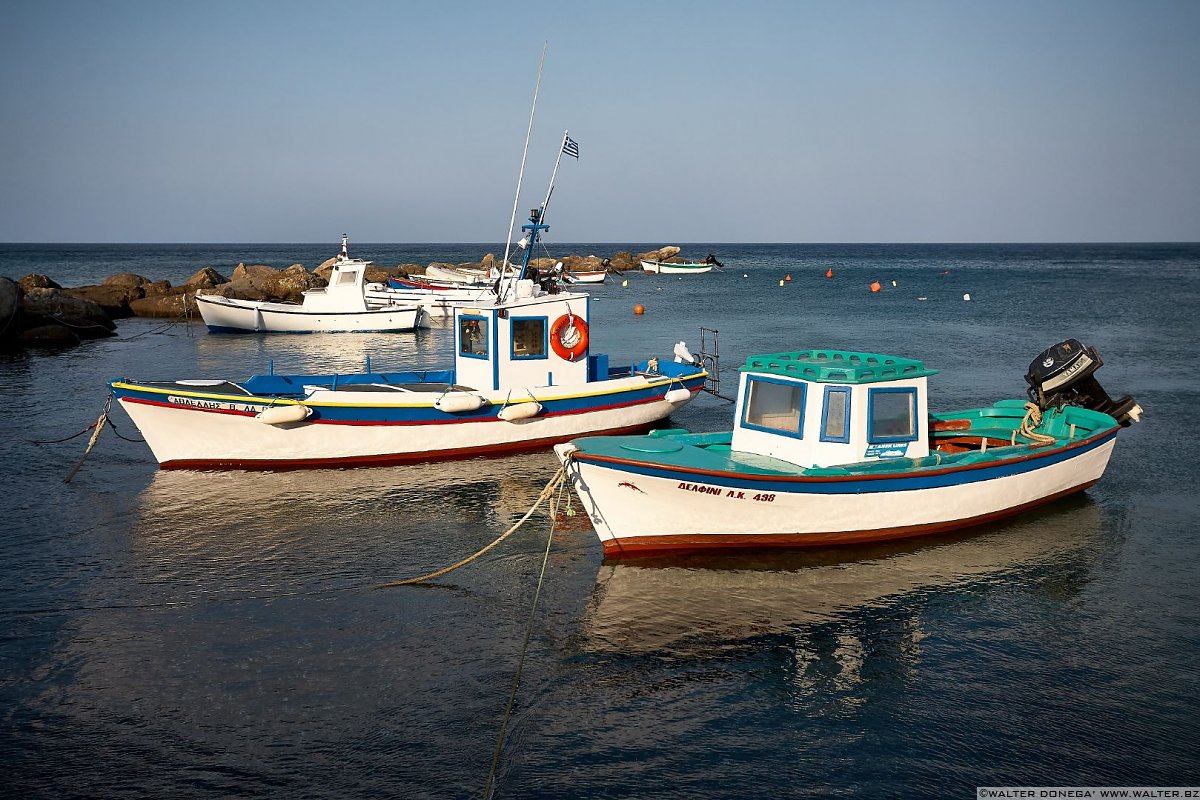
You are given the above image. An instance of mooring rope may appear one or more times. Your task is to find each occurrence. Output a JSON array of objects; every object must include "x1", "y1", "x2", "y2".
[
  {"x1": 1019, "y1": 402, "x2": 1058, "y2": 447},
  {"x1": 64, "y1": 395, "x2": 111, "y2": 483},
  {"x1": 375, "y1": 466, "x2": 567, "y2": 588},
  {"x1": 482, "y1": 463, "x2": 573, "y2": 799}
]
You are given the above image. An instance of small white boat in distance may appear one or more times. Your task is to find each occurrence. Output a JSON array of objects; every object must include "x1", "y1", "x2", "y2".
[
  {"x1": 640, "y1": 253, "x2": 724, "y2": 274},
  {"x1": 564, "y1": 269, "x2": 608, "y2": 284},
  {"x1": 195, "y1": 234, "x2": 429, "y2": 333}
]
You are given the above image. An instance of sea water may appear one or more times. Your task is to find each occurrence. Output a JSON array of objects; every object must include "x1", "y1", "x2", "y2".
[{"x1": 1, "y1": 243, "x2": 1198, "y2": 796}]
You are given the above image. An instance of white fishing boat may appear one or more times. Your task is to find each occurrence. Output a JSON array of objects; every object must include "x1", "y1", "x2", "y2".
[
  {"x1": 112, "y1": 107, "x2": 710, "y2": 468},
  {"x1": 557, "y1": 341, "x2": 1141, "y2": 556},
  {"x1": 195, "y1": 235, "x2": 428, "y2": 333},
  {"x1": 365, "y1": 277, "x2": 497, "y2": 319},
  {"x1": 640, "y1": 254, "x2": 723, "y2": 274},
  {"x1": 563, "y1": 269, "x2": 607, "y2": 284},
  {"x1": 424, "y1": 263, "x2": 495, "y2": 285}
]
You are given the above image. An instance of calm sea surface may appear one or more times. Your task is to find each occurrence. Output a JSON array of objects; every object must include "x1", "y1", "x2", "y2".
[{"x1": 2, "y1": 243, "x2": 1198, "y2": 797}]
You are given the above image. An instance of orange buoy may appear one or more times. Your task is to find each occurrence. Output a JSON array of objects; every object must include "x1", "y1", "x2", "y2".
[
  {"x1": 869, "y1": 280, "x2": 881, "y2": 293},
  {"x1": 825, "y1": 268, "x2": 833, "y2": 278},
  {"x1": 633, "y1": 303, "x2": 645, "y2": 315},
  {"x1": 785, "y1": 274, "x2": 792, "y2": 281}
]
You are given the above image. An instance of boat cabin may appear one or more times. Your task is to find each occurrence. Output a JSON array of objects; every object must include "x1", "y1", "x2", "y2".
[
  {"x1": 298, "y1": 234, "x2": 375, "y2": 313},
  {"x1": 453, "y1": 281, "x2": 599, "y2": 392},
  {"x1": 730, "y1": 350, "x2": 938, "y2": 468}
]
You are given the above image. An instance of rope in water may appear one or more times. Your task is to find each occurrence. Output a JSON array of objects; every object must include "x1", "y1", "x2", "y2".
[
  {"x1": 5, "y1": 465, "x2": 573, "y2": 617},
  {"x1": 1019, "y1": 402, "x2": 1058, "y2": 447},
  {"x1": 64, "y1": 395, "x2": 111, "y2": 483},
  {"x1": 375, "y1": 465, "x2": 567, "y2": 588},
  {"x1": 482, "y1": 476, "x2": 567, "y2": 800}
]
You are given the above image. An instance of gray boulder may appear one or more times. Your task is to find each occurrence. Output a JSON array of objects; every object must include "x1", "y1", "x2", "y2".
[
  {"x1": 0, "y1": 278, "x2": 22, "y2": 343},
  {"x1": 20, "y1": 287, "x2": 116, "y2": 338}
]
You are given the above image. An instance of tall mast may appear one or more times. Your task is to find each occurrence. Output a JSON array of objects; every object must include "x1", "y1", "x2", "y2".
[{"x1": 499, "y1": 43, "x2": 548, "y2": 293}]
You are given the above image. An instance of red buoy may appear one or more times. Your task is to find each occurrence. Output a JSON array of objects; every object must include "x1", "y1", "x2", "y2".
[
  {"x1": 825, "y1": 267, "x2": 833, "y2": 278},
  {"x1": 869, "y1": 280, "x2": 881, "y2": 293}
]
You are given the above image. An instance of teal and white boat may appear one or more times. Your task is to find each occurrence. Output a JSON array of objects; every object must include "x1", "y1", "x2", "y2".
[{"x1": 556, "y1": 340, "x2": 1141, "y2": 557}]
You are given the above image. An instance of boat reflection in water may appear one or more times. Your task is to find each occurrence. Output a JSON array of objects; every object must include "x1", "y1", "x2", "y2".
[
  {"x1": 190, "y1": 326, "x2": 445, "y2": 378},
  {"x1": 579, "y1": 497, "x2": 1104, "y2": 679},
  {"x1": 128, "y1": 451, "x2": 563, "y2": 590}
]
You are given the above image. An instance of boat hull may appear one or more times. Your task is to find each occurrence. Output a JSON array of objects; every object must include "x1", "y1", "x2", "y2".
[
  {"x1": 564, "y1": 270, "x2": 607, "y2": 284},
  {"x1": 640, "y1": 260, "x2": 714, "y2": 275},
  {"x1": 555, "y1": 432, "x2": 1119, "y2": 556},
  {"x1": 111, "y1": 374, "x2": 705, "y2": 470},
  {"x1": 366, "y1": 284, "x2": 496, "y2": 318},
  {"x1": 196, "y1": 296, "x2": 426, "y2": 333}
]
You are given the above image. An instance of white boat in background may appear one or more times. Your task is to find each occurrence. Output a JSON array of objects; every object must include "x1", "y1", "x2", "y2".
[
  {"x1": 564, "y1": 269, "x2": 607, "y2": 284},
  {"x1": 424, "y1": 263, "x2": 495, "y2": 285},
  {"x1": 195, "y1": 235, "x2": 428, "y2": 333},
  {"x1": 640, "y1": 254, "x2": 724, "y2": 274},
  {"x1": 365, "y1": 277, "x2": 497, "y2": 319}
]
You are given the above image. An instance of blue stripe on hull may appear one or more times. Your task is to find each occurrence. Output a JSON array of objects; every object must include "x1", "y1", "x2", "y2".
[
  {"x1": 575, "y1": 430, "x2": 1118, "y2": 494},
  {"x1": 110, "y1": 374, "x2": 706, "y2": 424}
]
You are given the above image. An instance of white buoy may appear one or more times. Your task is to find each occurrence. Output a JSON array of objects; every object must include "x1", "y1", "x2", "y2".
[
  {"x1": 434, "y1": 392, "x2": 486, "y2": 413},
  {"x1": 742, "y1": 273, "x2": 748, "y2": 278},
  {"x1": 892, "y1": 280, "x2": 897, "y2": 287},
  {"x1": 498, "y1": 402, "x2": 541, "y2": 421},
  {"x1": 621, "y1": 279, "x2": 628, "y2": 287},
  {"x1": 963, "y1": 292, "x2": 972, "y2": 301},
  {"x1": 256, "y1": 404, "x2": 311, "y2": 425},
  {"x1": 917, "y1": 296, "x2": 928, "y2": 301},
  {"x1": 664, "y1": 388, "x2": 692, "y2": 403}
]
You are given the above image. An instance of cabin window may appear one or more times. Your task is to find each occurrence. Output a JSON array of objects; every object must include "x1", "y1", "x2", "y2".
[
  {"x1": 868, "y1": 388, "x2": 918, "y2": 443},
  {"x1": 820, "y1": 386, "x2": 851, "y2": 443},
  {"x1": 337, "y1": 270, "x2": 358, "y2": 285},
  {"x1": 742, "y1": 376, "x2": 805, "y2": 437},
  {"x1": 511, "y1": 316, "x2": 547, "y2": 359},
  {"x1": 459, "y1": 315, "x2": 489, "y2": 359}
]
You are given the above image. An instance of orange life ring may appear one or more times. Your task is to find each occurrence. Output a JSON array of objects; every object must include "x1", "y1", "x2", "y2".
[{"x1": 549, "y1": 313, "x2": 589, "y2": 361}]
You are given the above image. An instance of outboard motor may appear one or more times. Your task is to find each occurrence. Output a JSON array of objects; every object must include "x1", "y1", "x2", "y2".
[{"x1": 1025, "y1": 339, "x2": 1142, "y2": 427}]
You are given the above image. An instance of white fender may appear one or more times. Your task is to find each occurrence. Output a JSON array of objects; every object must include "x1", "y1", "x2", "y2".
[
  {"x1": 434, "y1": 392, "x2": 486, "y2": 413},
  {"x1": 664, "y1": 387, "x2": 692, "y2": 404},
  {"x1": 256, "y1": 404, "x2": 312, "y2": 425},
  {"x1": 497, "y1": 402, "x2": 542, "y2": 421}
]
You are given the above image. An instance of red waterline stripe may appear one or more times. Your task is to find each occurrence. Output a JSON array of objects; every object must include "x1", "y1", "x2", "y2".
[
  {"x1": 600, "y1": 479, "x2": 1100, "y2": 557},
  {"x1": 159, "y1": 421, "x2": 660, "y2": 471}
]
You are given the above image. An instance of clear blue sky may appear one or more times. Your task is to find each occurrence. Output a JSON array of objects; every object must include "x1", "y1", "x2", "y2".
[{"x1": 2, "y1": 0, "x2": 1197, "y2": 243}]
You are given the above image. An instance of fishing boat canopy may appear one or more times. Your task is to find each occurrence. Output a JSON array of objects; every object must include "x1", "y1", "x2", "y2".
[{"x1": 731, "y1": 350, "x2": 939, "y2": 469}]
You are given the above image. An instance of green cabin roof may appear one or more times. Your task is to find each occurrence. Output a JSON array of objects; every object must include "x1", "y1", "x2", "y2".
[{"x1": 740, "y1": 349, "x2": 939, "y2": 385}]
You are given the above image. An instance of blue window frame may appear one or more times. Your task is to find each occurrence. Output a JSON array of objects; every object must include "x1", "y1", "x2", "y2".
[
  {"x1": 820, "y1": 385, "x2": 852, "y2": 443},
  {"x1": 867, "y1": 387, "x2": 918, "y2": 443},
  {"x1": 510, "y1": 316, "x2": 548, "y2": 360},
  {"x1": 741, "y1": 375, "x2": 806, "y2": 439},
  {"x1": 459, "y1": 315, "x2": 489, "y2": 359}
]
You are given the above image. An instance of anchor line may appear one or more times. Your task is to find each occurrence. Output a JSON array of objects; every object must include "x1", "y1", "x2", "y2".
[
  {"x1": 64, "y1": 394, "x2": 112, "y2": 483},
  {"x1": 483, "y1": 465, "x2": 571, "y2": 800}
]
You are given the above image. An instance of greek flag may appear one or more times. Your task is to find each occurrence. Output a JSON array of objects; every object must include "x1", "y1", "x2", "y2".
[{"x1": 562, "y1": 135, "x2": 579, "y2": 159}]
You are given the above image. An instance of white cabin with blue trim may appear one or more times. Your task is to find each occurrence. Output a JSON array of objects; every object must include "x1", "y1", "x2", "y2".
[
  {"x1": 729, "y1": 350, "x2": 939, "y2": 468},
  {"x1": 453, "y1": 280, "x2": 598, "y2": 393}
]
